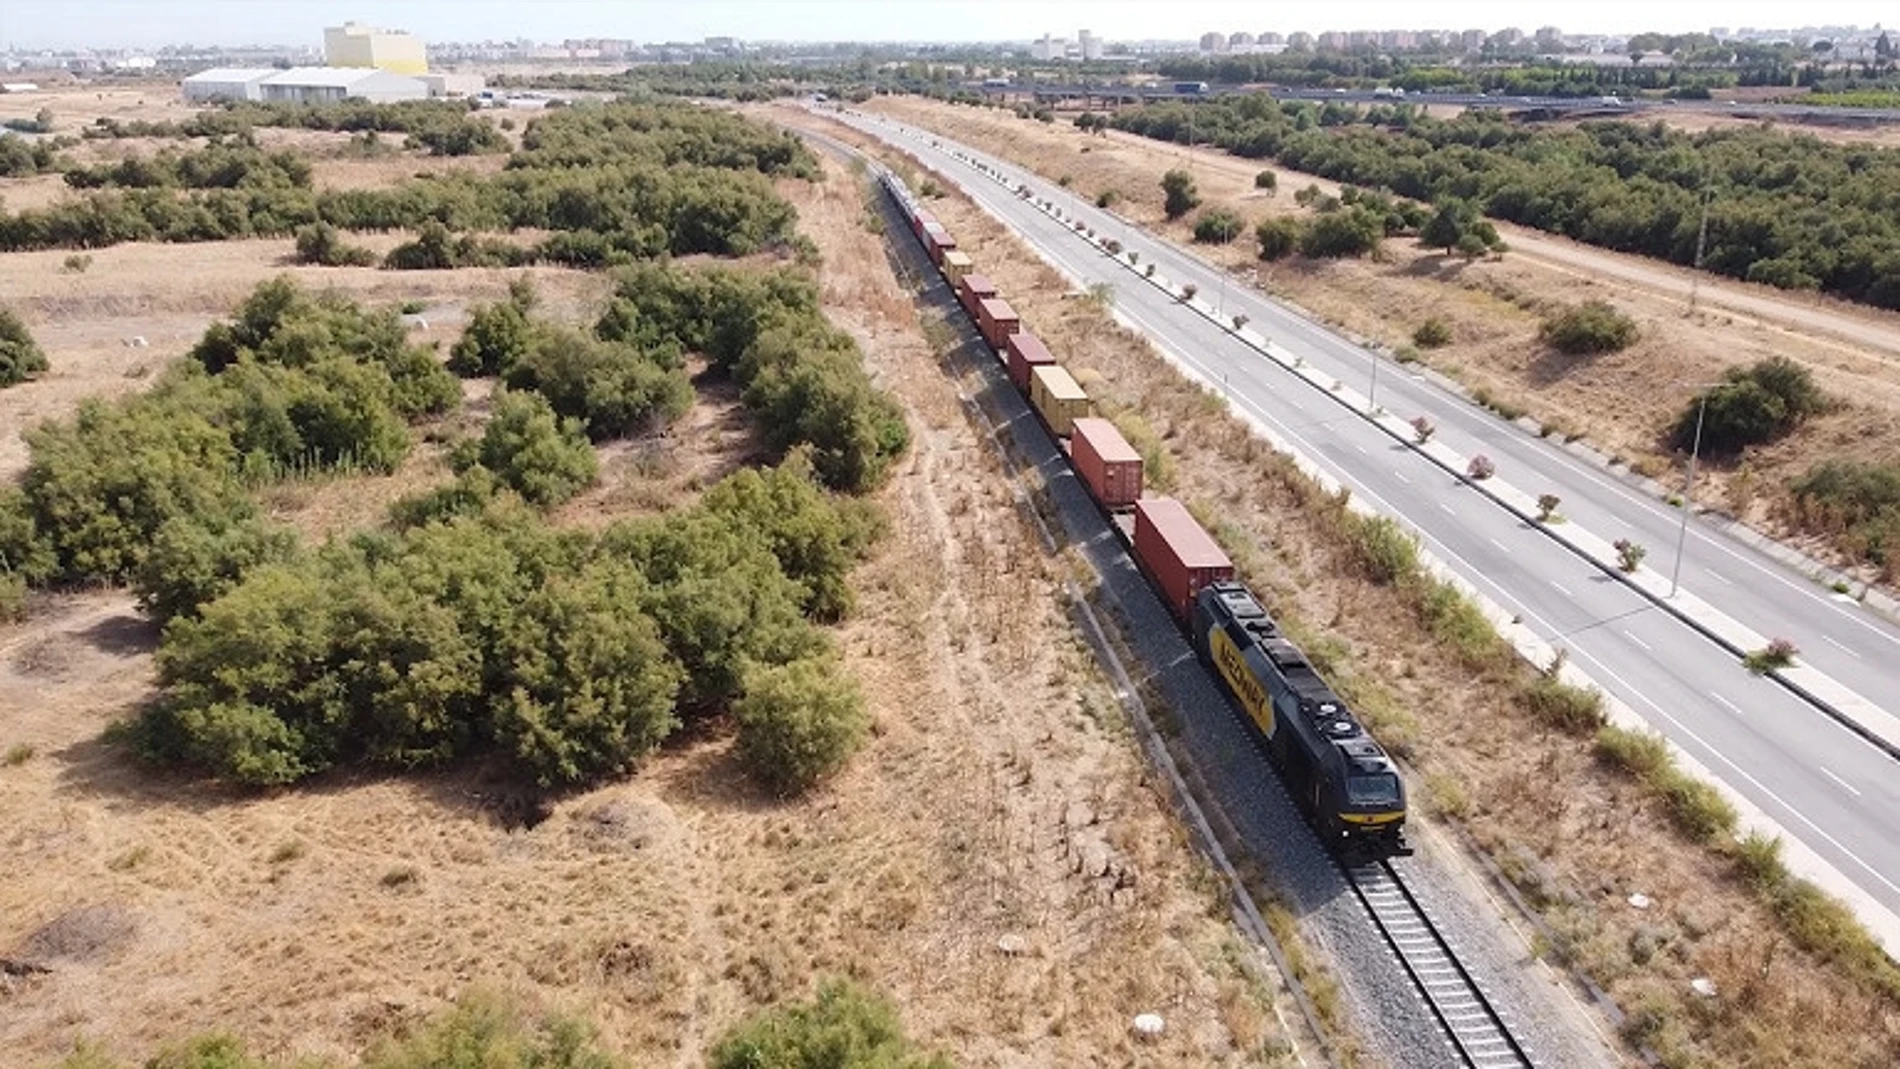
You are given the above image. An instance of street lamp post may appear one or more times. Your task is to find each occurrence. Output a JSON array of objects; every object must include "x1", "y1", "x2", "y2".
[
  {"x1": 1669, "y1": 381, "x2": 1721, "y2": 597},
  {"x1": 1368, "y1": 351, "x2": 1382, "y2": 412}
]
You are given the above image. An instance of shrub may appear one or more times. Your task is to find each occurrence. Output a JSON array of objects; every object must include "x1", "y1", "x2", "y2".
[
  {"x1": 1412, "y1": 317, "x2": 1452, "y2": 349},
  {"x1": 1193, "y1": 207, "x2": 1244, "y2": 244},
  {"x1": 1596, "y1": 724, "x2": 1670, "y2": 778},
  {"x1": 709, "y1": 979, "x2": 951, "y2": 1069},
  {"x1": 1095, "y1": 189, "x2": 1118, "y2": 208},
  {"x1": 1672, "y1": 356, "x2": 1827, "y2": 455},
  {"x1": 503, "y1": 326, "x2": 693, "y2": 442},
  {"x1": 1540, "y1": 300, "x2": 1639, "y2": 355},
  {"x1": 360, "y1": 990, "x2": 626, "y2": 1069},
  {"x1": 1179, "y1": 282, "x2": 1198, "y2": 302},
  {"x1": 61, "y1": 253, "x2": 92, "y2": 274},
  {"x1": 1536, "y1": 493, "x2": 1561, "y2": 521},
  {"x1": 455, "y1": 390, "x2": 599, "y2": 508},
  {"x1": 1411, "y1": 416, "x2": 1435, "y2": 443},
  {"x1": 733, "y1": 653, "x2": 870, "y2": 794},
  {"x1": 291, "y1": 222, "x2": 375, "y2": 267},
  {"x1": 449, "y1": 295, "x2": 537, "y2": 378},
  {"x1": 1298, "y1": 209, "x2": 1383, "y2": 259},
  {"x1": 1614, "y1": 538, "x2": 1647, "y2": 572},
  {"x1": 1346, "y1": 514, "x2": 1420, "y2": 585},
  {"x1": 1743, "y1": 637, "x2": 1799, "y2": 673},
  {"x1": 1466, "y1": 454, "x2": 1495, "y2": 480},
  {"x1": 0, "y1": 306, "x2": 49, "y2": 387},
  {"x1": 1161, "y1": 168, "x2": 1200, "y2": 220},
  {"x1": 133, "y1": 510, "x2": 298, "y2": 624},
  {"x1": 1523, "y1": 675, "x2": 1604, "y2": 734},
  {"x1": 1255, "y1": 169, "x2": 1278, "y2": 191}
]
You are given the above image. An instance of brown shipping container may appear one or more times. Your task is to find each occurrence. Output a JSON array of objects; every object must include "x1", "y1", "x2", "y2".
[
  {"x1": 1004, "y1": 331, "x2": 1056, "y2": 390},
  {"x1": 959, "y1": 274, "x2": 997, "y2": 318},
  {"x1": 1133, "y1": 498, "x2": 1235, "y2": 622},
  {"x1": 976, "y1": 297, "x2": 1021, "y2": 350},
  {"x1": 1029, "y1": 364, "x2": 1092, "y2": 437},
  {"x1": 941, "y1": 249, "x2": 973, "y2": 284},
  {"x1": 1070, "y1": 417, "x2": 1143, "y2": 508},
  {"x1": 926, "y1": 231, "x2": 956, "y2": 266}
]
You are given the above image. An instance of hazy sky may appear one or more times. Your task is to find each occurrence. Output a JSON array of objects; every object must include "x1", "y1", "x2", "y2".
[{"x1": 2, "y1": 0, "x2": 1894, "y2": 51}]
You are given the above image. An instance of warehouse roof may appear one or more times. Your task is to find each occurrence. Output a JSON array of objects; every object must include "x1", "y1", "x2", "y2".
[
  {"x1": 182, "y1": 68, "x2": 275, "y2": 84},
  {"x1": 259, "y1": 66, "x2": 409, "y2": 89}
]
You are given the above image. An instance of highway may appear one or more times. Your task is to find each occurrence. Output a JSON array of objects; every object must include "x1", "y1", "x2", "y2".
[{"x1": 818, "y1": 107, "x2": 1900, "y2": 925}]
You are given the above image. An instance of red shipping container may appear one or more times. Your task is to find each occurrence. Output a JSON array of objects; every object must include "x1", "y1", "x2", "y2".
[
  {"x1": 1071, "y1": 417, "x2": 1143, "y2": 509},
  {"x1": 927, "y1": 231, "x2": 956, "y2": 266},
  {"x1": 1005, "y1": 331, "x2": 1056, "y2": 390},
  {"x1": 959, "y1": 274, "x2": 997, "y2": 318},
  {"x1": 975, "y1": 297, "x2": 1020, "y2": 350},
  {"x1": 1134, "y1": 498, "x2": 1234, "y2": 622}
]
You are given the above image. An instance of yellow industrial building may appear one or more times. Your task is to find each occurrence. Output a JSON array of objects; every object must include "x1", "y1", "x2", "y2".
[{"x1": 323, "y1": 22, "x2": 428, "y2": 75}]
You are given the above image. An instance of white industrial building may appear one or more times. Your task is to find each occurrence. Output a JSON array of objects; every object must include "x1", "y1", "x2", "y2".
[
  {"x1": 182, "y1": 66, "x2": 428, "y2": 105},
  {"x1": 181, "y1": 68, "x2": 276, "y2": 102},
  {"x1": 257, "y1": 67, "x2": 428, "y2": 104}
]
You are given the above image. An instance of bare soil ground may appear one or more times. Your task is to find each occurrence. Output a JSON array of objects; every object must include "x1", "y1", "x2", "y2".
[
  {"x1": 0, "y1": 158, "x2": 1289, "y2": 1067},
  {"x1": 866, "y1": 96, "x2": 1900, "y2": 582},
  {"x1": 776, "y1": 103, "x2": 1900, "y2": 1069}
]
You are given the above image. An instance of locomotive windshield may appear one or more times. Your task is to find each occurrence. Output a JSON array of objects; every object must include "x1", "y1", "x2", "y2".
[{"x1": 1347, "y1": 774, "x2": 1401, "y2": 806}]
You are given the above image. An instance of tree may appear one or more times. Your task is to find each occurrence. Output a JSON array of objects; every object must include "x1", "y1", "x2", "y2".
[
  {"x1": 1193, "y1": 207, "x2": 1244, "y2": 244},
  {"x1": 1161, "y1": 168, "x2": 1201, "y2": 220},
  {"x1": 1255, "y1": 217, "x2": 1300, "y2": 261},
  {"x1": 449, "y1": 297, "x2": 537, "y2": 377},
  {"x1": 0, "y1": 306, "x2": 48, "y2": 386},
  {"x1": 1540, "y1": 300, "x2": 1640, "y2": 355},
  {"x1": 733, "y1": 653, "x2": 870, "y2": 794},
  {"x1": 455, "y1": 389, "x2": 598, "y2": 508},
  {"x1": 291, "y1": 222, "x2": 375, "y2": 267}
]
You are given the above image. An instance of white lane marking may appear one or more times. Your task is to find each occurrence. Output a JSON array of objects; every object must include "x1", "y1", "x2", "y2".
[
  {"x1": 1705, "y1": 570, "x2": 1732, "y2": 586},
  {"x1": 1394, "y1": 471, "x2": 1411, "y2": 485},
  {"x1": 1711, "y1": 692, "x2": 1743, "y2": 714},
  {"x1": 1353, "y1": 442, "x2": 1369, "y2": 455},
  {"x1": 1488, "y1": 537, "x2": 1511, "y2": 554},
  {"x1": 1549, "y1": 580, "x2": 1574, "y2": 598},
  {"x1": 1622, "y1": 629, "x2": 1652, "y2": 652},
  {"x1": 1820, "y1": 766, "x2": 1864, "y2": 798},
  {"x1": 1823, "y1": 635, "x2": 1863, "y2": 659},
  {"x1": 1439, "y1": 502, "x2": 1457, "y2": 516}
]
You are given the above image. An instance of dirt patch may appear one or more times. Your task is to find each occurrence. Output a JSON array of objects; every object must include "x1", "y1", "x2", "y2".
[
  {"x1": 861, "y1": 95, "x2": 1900, "y2": 583},
  {"x1": 777, "y1": 104, "x2": 1900, "y2": 1069},
  {"x1": 0, "y1": 157, "x2": 1289, "y2": 1069}
]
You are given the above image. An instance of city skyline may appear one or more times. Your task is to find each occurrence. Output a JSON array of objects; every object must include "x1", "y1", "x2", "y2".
[{"x1": 2, "y1": 0, "x2": 1896, "y2": 52}]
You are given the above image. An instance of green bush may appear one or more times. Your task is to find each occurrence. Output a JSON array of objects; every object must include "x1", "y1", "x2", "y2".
[
  {"x1": 1595, "y1": 724, "x2": 1671, "y2": 778},
  {"x1": 383, "y1": 220, "x2": 532, "y2": 271},
  {"x1": 449, "y1": 293, "x2": 538, "y2": 378},
  {"x1": 291, "y1": 221, "x2": 375, "y2": 267},
  {"x1": 1161, "y1": 168, "x2": 1200, "y2": 220},
  {"x1": 502, "y1": 325, "x2": 694, "y2": 441},
  {"x1": 0, "y1": 306, "x2": 49, "y2": 386},
  {"x1": 1298, "y1": 209, "x2": 1383, "y2": 259},
  {"x1": 1523, "y1": 675, "x2": 1605, "y2": 733},
  {"x1": 1671, "y1": 355, "x2": 1827, "y2": 455},
  {"x1": 1412, "y1": 317, "x2": 1453, "y2": 349},
  {"x1": 1790, "y1": 458, "x2": 1900, "y2": 573},
  {"x1": 1344, "y1": 514, "x2": 1420, "y2": 585},
  {"x1": 734, "y1": 653, "x2": 871, "y2": 794},
  {"x1": 387, "y1": 466, "x2": 504, "y2": 530},
  {"x1": 455, "y1": 390, "x2": 598, "y2": 508},
  {"x1": 1193, "y1": 207, "x2": 1244, "y2": 244},
  {"x1": 133, "y1": 509, "x2": 298, "y2": 624},
  {"x1": 1255, "y1": 216, "x2": 1300, "y2": 261},
  {"x1": 1539, "y1": 300, "x2": 1639, "y2": 355},
  {"x1": 709, "y1": 978, "x2": 951, "y2": 1069},
  {"x1": 1255, "y1": 169, "x2": 1278, "y2": 191}
]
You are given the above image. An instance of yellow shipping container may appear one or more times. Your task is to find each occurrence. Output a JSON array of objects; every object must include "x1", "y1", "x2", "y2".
[
  {"x1": 941, "y1": 249, "x2": 973, "y2": 284},
  {"x1": 1029, "y1": 364, "x2": 1092, "y2": 437}
]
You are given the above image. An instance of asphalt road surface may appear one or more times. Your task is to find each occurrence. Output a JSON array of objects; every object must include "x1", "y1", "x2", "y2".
[{"x1": 826, "y1": 108, "x2": 1900, "y2": 924}]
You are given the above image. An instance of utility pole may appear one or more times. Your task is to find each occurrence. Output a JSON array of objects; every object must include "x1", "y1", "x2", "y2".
[{"x1": 1688, "y1": 188, "x2": 1711, "y2": 315}]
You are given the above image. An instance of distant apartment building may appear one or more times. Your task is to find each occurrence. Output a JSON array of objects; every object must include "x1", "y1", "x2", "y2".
[
  {"x1": 1460, "y1": 29, "x2": 1487, "y2": 52},
  {"x1": 1079, "y1": 30, "x2": 1103, "y2": 60},
  {"x1": 1534, "y1": 26, "x2": 1565, "y2": 50},
  {"x1": 1258, "y1": 32, "x2": 1284, "y2": 45},
  {"x1": 1317, "y1": 31, "x2": 1349, "y2": 51},
  {"x1": 324, "y1": 22, "x2": 428, "y2": 75},
  {"x1": 1229, "y1": 32, "x2": 1255, "y2": 48},
  {"x1": 1199, "y1": 31, "x2": 1229, "y2": 53},
  {"x1": 1287, "y1": 31, "x2": 1314, "y2": 51}
]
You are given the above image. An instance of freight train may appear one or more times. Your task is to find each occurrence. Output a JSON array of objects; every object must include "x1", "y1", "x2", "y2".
[{"x1": 878, "y1": 165, "x2": 1412, "y2": 857}]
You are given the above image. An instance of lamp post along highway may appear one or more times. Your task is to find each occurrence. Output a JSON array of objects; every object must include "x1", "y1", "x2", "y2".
[{"x1": 1670, "y1": 381, "x2": 1723, "y2": 598}]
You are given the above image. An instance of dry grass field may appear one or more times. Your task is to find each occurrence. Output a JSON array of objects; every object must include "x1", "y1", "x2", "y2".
[
  {"x1": 864, "y1": 96, "x2": 1900, "y2": 580},
  {"x1": 0, "y1": 105, "x2": 1292, "y2": 1066},
  {"x1": 775, "y1": 104, "x2": 1900, "y2": 1068}
]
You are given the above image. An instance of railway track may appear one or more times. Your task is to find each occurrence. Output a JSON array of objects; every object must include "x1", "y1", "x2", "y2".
[{"x1": 1347, "y1": 859, "x2": 1538, "y2": 1068}]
